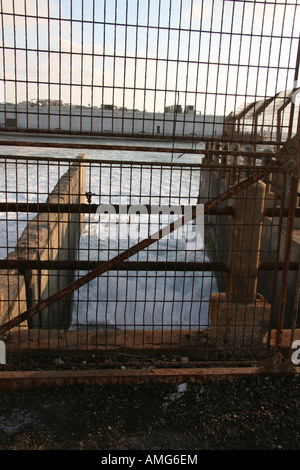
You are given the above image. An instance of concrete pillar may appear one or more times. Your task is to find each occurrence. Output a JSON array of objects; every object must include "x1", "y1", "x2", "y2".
[
  {"x1": 208, "y1": 179, "x2": 271, "y2": 354},
  {"x1": 227, "y1": 180, "x2": 266, "y2": 302},
  {"x1": 208, "y1": 293, "x2": 271, "y2": 355}
]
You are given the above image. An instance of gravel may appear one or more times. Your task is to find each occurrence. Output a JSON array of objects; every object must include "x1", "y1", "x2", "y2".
[{"x1": 0, "y1": 374, "x2": 299, "y2": 450}]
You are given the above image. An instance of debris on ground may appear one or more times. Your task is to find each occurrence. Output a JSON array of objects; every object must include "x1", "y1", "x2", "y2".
[{"x1": 0, "y1": 374, "x2": 299, "y2": 450}]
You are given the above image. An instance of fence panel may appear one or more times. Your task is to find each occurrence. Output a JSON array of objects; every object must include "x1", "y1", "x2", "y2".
[
  {"x1": 0, "y1": 0, "x2": 299, "y2": 375},
  {"x1": 0, "y1": 153, "x2": 299, "y2": 370}
]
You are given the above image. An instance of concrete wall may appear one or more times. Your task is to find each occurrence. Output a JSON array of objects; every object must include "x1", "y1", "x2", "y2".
[
  {"x1": 198, "y1": 160, "x2": 232, "y2": 293},
  {"x1": 0, "y1": 260, "x2": 27, "y2": 333},
  {"x1": 0, "y1": 154, "x2": 86, "y2": 331}
]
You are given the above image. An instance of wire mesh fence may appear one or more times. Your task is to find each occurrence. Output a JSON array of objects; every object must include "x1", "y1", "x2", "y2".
[
  {"x1": 0, "y1": 152, "x2": 299, "y2": 369},
  {"x1": 0, "y1": 0, "x2": 299, "y2": 373},
  {"x1": 0, "y1": 0, "x2": 299, "y2": 144}
]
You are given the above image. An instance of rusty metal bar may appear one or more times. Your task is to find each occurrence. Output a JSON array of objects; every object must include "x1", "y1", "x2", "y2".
[
  {"x1": 0, "y1": 259, "x2": 229, "y2": 272},
  {"x1": 288, "y1": 265, "x2": 300, "y2": 359},
  {"x1": 274, "y1": 176, "x2": 299, "y2": 353},
  {"x1": 288, "y1": 36, "x2": 300, "y2": 141},
  {"x1": 258, "y1": 262, "x2": 299, "y2": 272},
  {"x1": 0, "y1": 132, "x2": 281, "y2": 147},
  {"x1": 0, "y1": 259, "x2": 298, "y2": 272},
  {"x1": 2, "y1": 203, "x2": 300, "y2": 218},
  {"x1": 0, "y1": 140, "x2": 281, "y2": 158},
  {"x1": 264, "y1": 208, "x2": 300, "y2": 218},
  {"x1": 0, "y1": 202, "x2": 235, "y2": 216},
  {"x1": 1, "y1": 367, "x2": 299, "y2": 391},
  {"x1": 0, "y1": 152, "x2": 274, "y2": 166}
]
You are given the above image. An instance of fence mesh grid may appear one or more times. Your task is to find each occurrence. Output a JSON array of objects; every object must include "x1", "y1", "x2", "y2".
[
  {"x1": 0, "y1": 0, "x2": 299, "y2": 371},
  {"x1": 0, "y1": 154, "x2": 298, "y2": 368},
  {"x1": 0, "y1": 0, "x2": 299, "y2": 143}
]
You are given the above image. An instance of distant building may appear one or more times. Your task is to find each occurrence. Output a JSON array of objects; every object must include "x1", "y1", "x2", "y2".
[
  {"x1": 101, "y1": 104, "x2": 118, "y2": 110},
  {"x1": 0, "y1": 101, "x2": 224, "y2": 138},
  {"x1": 36, "y1": 99, "x2": 64, "y2": 107},
  {"x1": 165, "y1": 104, "x2": 183, "y2": 114},
  {"x1": 185, "y1": 105, "x2": 195, "y2": 114}
]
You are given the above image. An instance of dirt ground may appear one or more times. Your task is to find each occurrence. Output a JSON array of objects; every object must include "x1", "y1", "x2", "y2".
[{"x1": 0, "y1": 373, "x2": 299, "y2": 451}]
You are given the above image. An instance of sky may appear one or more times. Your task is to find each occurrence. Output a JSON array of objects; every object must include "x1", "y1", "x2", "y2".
[{"x1": 0, "y1": 0, "x2": 299, "y2": 116}]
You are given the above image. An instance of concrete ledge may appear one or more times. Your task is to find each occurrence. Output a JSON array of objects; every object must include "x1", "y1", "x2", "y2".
[
  {"x1": 5, "y1": 328, "x2": 208, "y2": 352},
  {"x1": 0, "y1": 154, "x2": 86, "y2": 330},
  {"x1": 0, "y1": 367, "x2": 299, "y2": 391},
  {"x1": 4, "y1": 327, "x2": 300, "y2": 356}
]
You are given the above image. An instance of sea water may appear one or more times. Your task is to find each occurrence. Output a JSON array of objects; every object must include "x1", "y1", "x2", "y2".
[{"x1": 0, "y1": 136, "x2": 217, "y2": 330}]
